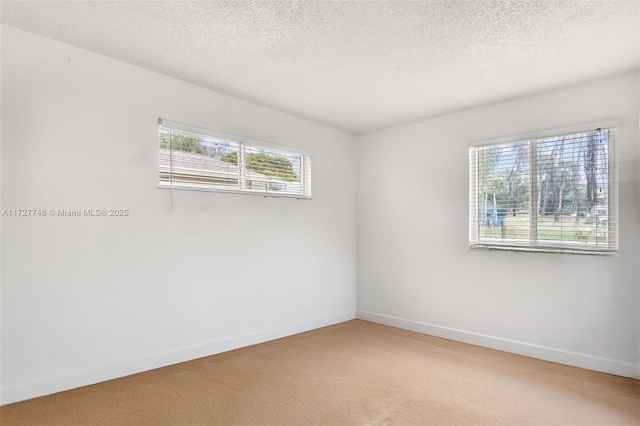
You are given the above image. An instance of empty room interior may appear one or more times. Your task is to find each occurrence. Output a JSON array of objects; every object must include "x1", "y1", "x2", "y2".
[{"x1": 1, "y1": 1, "x2": 639, "y2": 425}]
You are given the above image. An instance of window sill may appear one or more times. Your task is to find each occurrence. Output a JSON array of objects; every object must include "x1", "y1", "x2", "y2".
[
  {"x1": 158, "y1": 185, "x2": 313, "y2": 200},
  {"x1": 469, "y1": 243, "x2": 616, "y2": 255}
]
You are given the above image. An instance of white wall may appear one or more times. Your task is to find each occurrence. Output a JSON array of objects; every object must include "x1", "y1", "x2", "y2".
[
  {"x1": 357, "y1": 70, "x2": 640, "y2": 378},
  {"x1": 0, "y1": 25, "x2": 357, "y2": 404}
]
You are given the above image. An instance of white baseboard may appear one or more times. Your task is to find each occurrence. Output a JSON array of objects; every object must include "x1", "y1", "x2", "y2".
[
  {"x1": 1, "y1": 312, "x2": 356, "y2": 405},
  {"x1": 357, "y1": 310, "x2": 639, "y2": 379}
]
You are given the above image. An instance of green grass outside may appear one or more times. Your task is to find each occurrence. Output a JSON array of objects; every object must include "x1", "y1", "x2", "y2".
[{"x1": 479, "y1": 214, "x2": 608, "y2": 242}]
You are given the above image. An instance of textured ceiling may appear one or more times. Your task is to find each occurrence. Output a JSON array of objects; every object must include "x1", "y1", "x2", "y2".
[{"x1": 1, "y1": 1, "x2": 639, "y2": 134}]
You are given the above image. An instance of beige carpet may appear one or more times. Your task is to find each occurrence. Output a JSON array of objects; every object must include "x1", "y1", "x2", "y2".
[{"x1": 1, "y1": 320, "x2": 638, "y2": 425}]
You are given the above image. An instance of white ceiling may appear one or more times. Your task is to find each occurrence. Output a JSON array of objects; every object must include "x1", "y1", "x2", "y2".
[{"x1": 1, "y1": 1, "x2": 638, "y2": 134}]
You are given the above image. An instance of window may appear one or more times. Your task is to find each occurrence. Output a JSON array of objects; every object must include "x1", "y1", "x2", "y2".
[
  {"x1": 469, "y1": 123, "x2": 618, "y2": 254},
  {"x1": 158, "y1": 120, "x2": 312, "y2": 198}
]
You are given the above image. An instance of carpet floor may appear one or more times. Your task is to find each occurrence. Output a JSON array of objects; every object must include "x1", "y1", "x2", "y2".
[{"x1": 1, "y1": 319, "x2": 638, "y2": 425}]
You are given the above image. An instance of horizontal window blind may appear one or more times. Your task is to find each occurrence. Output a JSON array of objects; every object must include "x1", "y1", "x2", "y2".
[
  {"x1": 159, "y1": 121, "x2": 312, "y2": 198},
  {"x1": 469, "y1": 125, "x2": 618, "y2": 254}
]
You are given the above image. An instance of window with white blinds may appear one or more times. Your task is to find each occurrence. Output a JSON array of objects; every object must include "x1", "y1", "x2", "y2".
[
  {"x1": 469, "y1": 123, "x2": 618, "y2": 254},
  {"x1": 158, "y1": 120, "x2": 312, "y2": 198}
]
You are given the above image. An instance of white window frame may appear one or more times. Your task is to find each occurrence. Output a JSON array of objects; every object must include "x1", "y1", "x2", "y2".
[
  {"x1": 469, "y1": 120, "x2": 618, "y2": 255},
  {"x1": 158, "y1": 119, "x2": 312, "y2": 199}
]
